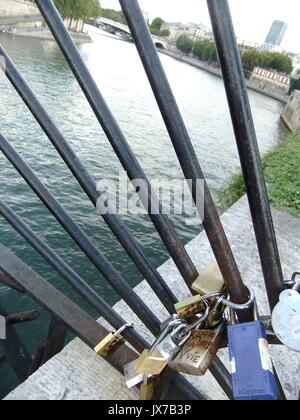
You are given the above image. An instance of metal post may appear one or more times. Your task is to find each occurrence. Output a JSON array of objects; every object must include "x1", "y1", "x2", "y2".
[
  {"x1": 119, "y1": 0, "x2": 250, "y2": 310},
  {"x1": 34, "y1": 0, "x2": 199, "y2": 288},
  {"x1": 0, "y1": 200, "x2": 147, "y2": 352},
  {"x1": 0, "y1": 244, "x2": 205, "y2": 400},
  {"x1": 206, "y1": 0, "x2": 284, "y2": 310},
  {"x1": 0, "y1": 133, "x2": 161, "y2": 337},
  {"x1": 0, "y1": 46, "x2": 177, "y2": 314}
]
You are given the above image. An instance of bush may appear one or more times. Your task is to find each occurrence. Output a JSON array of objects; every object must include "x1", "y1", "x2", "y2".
[{"x1": 176, "y1": 34, "x2": 194, "y2": 55}]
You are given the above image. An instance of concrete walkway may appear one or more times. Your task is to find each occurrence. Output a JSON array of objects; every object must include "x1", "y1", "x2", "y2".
[{"x1": 4, "y1": 196, "x2": 300, "y2": 400}]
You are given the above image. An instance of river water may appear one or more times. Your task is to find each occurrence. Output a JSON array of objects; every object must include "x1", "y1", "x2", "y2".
[{"x1": 0, "y1": 28, "x2": 286, "y2": 396}]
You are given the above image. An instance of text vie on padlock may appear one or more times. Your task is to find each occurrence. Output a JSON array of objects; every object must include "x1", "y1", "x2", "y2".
[{"x1": 168, "y1": 323, "x2": 224, "y2": 376}]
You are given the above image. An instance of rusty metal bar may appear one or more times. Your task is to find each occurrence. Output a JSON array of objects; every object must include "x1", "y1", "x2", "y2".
[
  {"x1": 0, "y1": 200, "x2": 147, "y2": 352},
  {"x1": 0, "y1": 244, "x2": 205, "y2": 400},
  {"x1": 34, "y1": 0, "x2": 199, "y2": 288},
  {"x1": 6, "y1": 310, "x2": 39, "y2": 326},
  {"x1": 206, "y1": 0, "x2": 284, "y2": 310},
  {"x1": 42, "y1": 317, "x2": 68, "y2": 363},
  {"x1": 0, "y1": 299, "x2": 32, "y2": 381},
  {"x1": 0, "y1": 46, "x2": 177, "y2": 314},
  {"x1": 0, "y1": 133, "x2": 161, "y2": 337},
  {"x1": 0, "y1": 270, "x2": 25, "y2": 293},
  {"x1": 119, "y1": 0, "x2": 250, "y2": 313}
]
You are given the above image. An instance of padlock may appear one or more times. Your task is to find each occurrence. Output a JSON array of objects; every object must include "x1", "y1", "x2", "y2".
[
  {"x1": 227, "y1": 298, "x2": 278, "y2": 401},
  {"x1": 175, "y1": 295, "x2": 205, "y2": 319},
  {"x1": 94, "y1": 323, "x2": 133, "y2": 357},
  {"x1": 206, "y1": 296, "x2": 225, "y2": 329},
  {"x1": 133, "y1": 320, "x2": 180, "y2": 376},
  {"x1": 124, "y1": 359, "x2": 145, "y2": 388},
  {"x1": 139, "y1": 375, "x2": 156, "y2": 400},
  {"x1": 135, "y1": 349, "x2": 167, "y2": 375},
  {"x1": 160, "y1": 314, "x2": 182, "y2": 332},
  {"x1": 272, "y1": 287, "x2": 300, "y2": 352},
  {"x1": 192, "y1": 261, "x2": 226, "y2": 296},
  {"x1": 168, "y1": 322, "x2": 224, "y2": 375},
  {"x1": 155, "y1": 323, "x2": 191, "y2": 361}
]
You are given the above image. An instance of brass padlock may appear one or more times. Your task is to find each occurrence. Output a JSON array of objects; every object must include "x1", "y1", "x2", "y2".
[
  {"x1": 192, "y1": 261, "x2": 226, "y2": 296},
  {"x1": 139, "y1": 375, "x2": 156, "y2": 400},
  {"x1": 94, "y1": 323, "x2": 133, "y2": 357},
  {"x1": 175, "y1": 295, "x2": 205, "y2": 319},
  {"x1": 168, "y1": 323, "x2": 225, "y2": 376},
  {"x1": 206, "y1": 296, "x2": 225, "y2": 329},
  {"x1": 135, "y1": 349, "x2": 167, "y2": 375}
]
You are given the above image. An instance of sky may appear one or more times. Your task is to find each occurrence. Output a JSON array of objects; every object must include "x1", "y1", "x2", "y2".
[{"x1": 101, "y1": 0, "x2": 300, "y2": 53}]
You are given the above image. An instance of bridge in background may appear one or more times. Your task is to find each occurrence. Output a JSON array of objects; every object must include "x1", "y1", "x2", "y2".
[{"x1": 97, "y1": 17, "x2": 167, "y2": 49}]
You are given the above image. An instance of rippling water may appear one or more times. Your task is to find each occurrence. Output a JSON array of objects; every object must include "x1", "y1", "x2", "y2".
[{"x1": 0, "y1": 28, "x2": 286, "y2": 396}]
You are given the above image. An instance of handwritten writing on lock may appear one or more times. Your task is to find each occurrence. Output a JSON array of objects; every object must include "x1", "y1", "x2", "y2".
[{"x1": 0, "y1": 315, "x2": 6, "y2": 340}]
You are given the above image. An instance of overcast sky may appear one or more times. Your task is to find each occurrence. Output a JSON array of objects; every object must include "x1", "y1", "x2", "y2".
[{"x1": 101, "y1": 0, "x2": 300, "y2": 53}]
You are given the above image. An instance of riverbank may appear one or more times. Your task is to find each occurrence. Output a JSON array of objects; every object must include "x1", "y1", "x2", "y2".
[
  {"x1": 221, "y1": 131, "x2": 300, "y2": 217},
  {"x1": 159, "y1": 48, "x2": 290, "y2": 104},
  {"x1": 8, "y1": 28, "x2": 92, "y2": 43}
]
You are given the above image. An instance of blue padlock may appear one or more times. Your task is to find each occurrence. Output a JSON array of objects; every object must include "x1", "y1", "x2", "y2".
[{"x1": 227, "y1": 301, "x2": 278, "y2": 400}]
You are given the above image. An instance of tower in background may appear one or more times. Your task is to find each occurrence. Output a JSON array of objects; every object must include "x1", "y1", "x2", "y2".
[{"x1": 265, "y1": 20, "x2": 288, "y2": 47}]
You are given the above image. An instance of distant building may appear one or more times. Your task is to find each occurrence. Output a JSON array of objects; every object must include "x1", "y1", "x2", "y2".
[
  {"x1": 161, "y1": 22, "x2": 210, "y2": 42},
  {"x1": 251, "y1": 67, "x2": 290, "y2": 93},
  {"x1": 265, "y1": 20, "x2": 288, "y2": 47}
]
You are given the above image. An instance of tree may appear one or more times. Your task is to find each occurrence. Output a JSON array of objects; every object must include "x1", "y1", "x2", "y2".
[
  {"x1": 159, "y1": 29, "x2": 170, "y2": 37},
  {"x1": 193, "y1": 39, "x2": 217, "y2": 64},
  {"x1": 100, "y1": 8, "x2": 127, "y2": 24},
  {"x1": 176, "y1": 34, "x2": 194, "y2": 55},
  {"x1": 54, "y1": 0, "x2": 102, "y2": 30},
  {"x1": 150, "y1": 17, "x2": 165, "y2": 31}
]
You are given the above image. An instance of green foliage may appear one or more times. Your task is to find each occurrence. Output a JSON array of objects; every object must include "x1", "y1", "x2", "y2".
[
  {"x1": 54, "y1": 0, "x2": 101, "y2": 21},
  {"x1": 158, "y1": 29, "x2": 170, "y2": 37},
  {"x1": 289, "y1": 77, "x2": 300, "y2": 94},
  {"x1": 149, "y1": 17, "x2": 169, "y2": 37},
  {"x1": 220, "y1": 131, "x2": 300, "y2": 217},
  {"x1": 100, "y1": 8, "x2": 126, "y2": 24},
  {"x1": 193, "y1": 40, "x2": 217, "y2": 63},
  {"x1": 176, "y1": 34, "x2": 194, "y2": 55},
  {"x1": 150, "y1": 17, "x2": 165, "y2": 31},
  {"x1": 241, "y1": 49, "x2": 293, "y2": 74}
]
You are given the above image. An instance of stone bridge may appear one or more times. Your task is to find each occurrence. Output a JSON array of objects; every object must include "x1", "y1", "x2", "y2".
[{"x1": 98, "y1": 17, "x2": 167, "y2": 49}]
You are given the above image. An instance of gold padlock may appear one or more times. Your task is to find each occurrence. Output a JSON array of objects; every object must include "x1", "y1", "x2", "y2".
[
  {"x1": 139, "y1": 375, "x2": 156, "y2": 400},
  {"x1": 94, "y1": 323, "x2": 133, "y2": 357},
  {"x1": 174, "y1": 295, "x2": 205, "y2": 319},
  {"x1": 168, "y1": 323, "x2": 225, "y2": 376},
  {"x1": 135, "y1": 349, "x2": 167, "y2": 376},
  {"x1": 192, "y1": 261, "x2": 226, "y2": 296}
]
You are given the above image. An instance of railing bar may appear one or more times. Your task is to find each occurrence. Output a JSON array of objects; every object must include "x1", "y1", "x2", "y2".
[
  {"x1": 34, "y1": 0, "x2": 199, "y2": 288},
  {"x1": 0, "y1": 244, "x2": 205, "y2": 400},
  {"x1": 0, "y1": 46, "x2": 177, "y2": 314},
  {"x1": 0, "y1": 200, "x2": 147, "y2": 352},
  {"x1": 206, "y1": 0, "x2": 284, "y2": 310},
  {"x1": 119, "y1": 0, "x2": 250, "y2": 312},
  {"x1": 0, "y1": 132, "x2": 161, "y2": 337}
]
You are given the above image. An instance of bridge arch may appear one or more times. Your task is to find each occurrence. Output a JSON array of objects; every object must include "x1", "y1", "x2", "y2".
[{"x1": 154, "y1": 41, "x2": 165, "y2": 49}]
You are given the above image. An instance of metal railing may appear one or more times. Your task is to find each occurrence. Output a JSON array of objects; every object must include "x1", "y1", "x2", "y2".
[{"x1": 0, "y1": 0, "x2": 286, "y2": 400}]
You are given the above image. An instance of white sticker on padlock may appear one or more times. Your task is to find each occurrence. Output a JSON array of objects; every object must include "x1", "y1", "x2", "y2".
[{"x1": 272, "y1": 289, "x2": 300, "y2": 352}]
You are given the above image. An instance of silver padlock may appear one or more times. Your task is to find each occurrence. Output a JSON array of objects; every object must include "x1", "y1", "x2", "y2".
[
  {"x1": 272, "y1": 282, "x2": 300, "y2": 352},
  {"x1": 155, "y1": 323, "x2": 190, "y2": 361}
]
